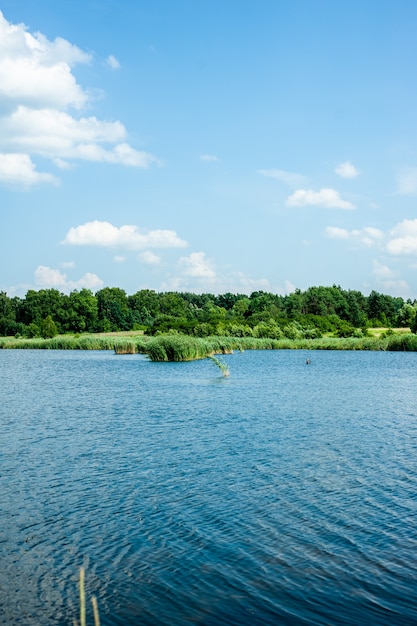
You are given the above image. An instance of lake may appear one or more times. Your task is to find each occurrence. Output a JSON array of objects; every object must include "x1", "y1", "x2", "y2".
[{"x1": 1, "y1": 348, "x2": 417, "y2": 625}]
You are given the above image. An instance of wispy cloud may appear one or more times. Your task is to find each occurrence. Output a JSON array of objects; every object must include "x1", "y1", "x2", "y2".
[
  {"x1": 200, "y1": 154, "x2": 220, "y2": 162},
  {"x1": 396, "y1": 167, "x2": 417, "y2": 195},
  {"x1": 335, "y1": 161, "x2": 360, "y2": 179},
  {"x1": 62, "y1": 220, "x2": 188, "y2": 250},
  {"x1": 371, "y1": 260, "x2": 410, "y2": 297},
  {"x1": 258, "y1": 168, "x2": 307, "y2": 186},
  {"x1": 287, "y1": 188, "x2": 355, "y2": 209},
  {"x1": 106, "y1": 54, "x2": 121, "y2": 70},
  {"x1": 372, "y1": 260, "x2": 395, "y2": 280}
]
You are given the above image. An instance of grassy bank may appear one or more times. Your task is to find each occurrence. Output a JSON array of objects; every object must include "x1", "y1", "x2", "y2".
[{"x1": 2, "y1": 330, "x2": 417, "y2": 360}]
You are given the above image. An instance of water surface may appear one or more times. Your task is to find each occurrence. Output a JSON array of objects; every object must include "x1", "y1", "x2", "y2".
[{"x1": 1, "y1": 349, "x2": 417, "y2": 625}]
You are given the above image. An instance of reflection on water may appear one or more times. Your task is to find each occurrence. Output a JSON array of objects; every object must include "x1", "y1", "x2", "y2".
[{"x1": 1, "y1": 349, "x2": 417, "y2": 625}]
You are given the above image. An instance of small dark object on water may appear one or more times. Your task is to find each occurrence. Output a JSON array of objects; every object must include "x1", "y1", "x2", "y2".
[{"x1": 306, "y1": 358, "x2": 311, "y2": 365}]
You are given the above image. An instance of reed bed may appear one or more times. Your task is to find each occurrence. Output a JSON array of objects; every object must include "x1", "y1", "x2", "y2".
[
  {"x1": 0, "y1": 334, "x2": 150, "y2": 351},
  {"x1": 145, "y1": 335, "x2": 213, "y2": 361},
  {"x1": 2, "y1": 332, "x2": 417, "y2": 359}
]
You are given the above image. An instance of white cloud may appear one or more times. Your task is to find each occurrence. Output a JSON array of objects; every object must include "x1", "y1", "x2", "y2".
[
  {"x1": 371, "y1": 261, "x2": 410, "y2": 297},
  {"x1": 62, "y1": 220, "x2": 188, "y2": 250},
  {"x1": 200, "y1": 154, "x2": 219, "y2": 162},
  {"x1": 325, "y1": 225, "x2": 383, "y2": 247},
  {"x1": 362, "y1": 227, "x2": 384, "y2": 240},
  {"x1": 335, "y1": 161, "x2": 360, "y2": 179},
  {"x1": 60, "y1": 260, "x2": 75, "y2": 268},
  {"x1": 34, "y1": 265, "x2": 103, "y2": 291},
  {"x1": 386, "y1": 218, "x2": 417, "y2": 255},
  {"x1": 372, "y1": 260, "x2": 395, "y2": 279},
  {"x1": 0, "y1": 152, "x2": 57, "y2": 185},
  {"x1": 258, "y1": 168, "x2": 307, "y2": 186},
  {"x1": 286, "y1": 188, "x2": 355, "y2": 209},
  {"x1": 53, "y1": 157, "x2": 73, "y2": 169},
  {"x1": 0, "y1": 11, "x2": 158, "y2": 186},
  {"x1": 324, "y1": 226, "x2": 350, "y2": 239},
  {"x1": 161, "y1": 268, "x2": 272, "y2": 295},
  {"x1": 35, "y1": 265, "x2": 67, "y2": 287},
  {"x1": 396, "y1": 167, "x2": 417, "y2": 195},
  {"x1": 333, "y1": 218, "x2": 417, "y2": 257},
  {"x1": 76, "y1": 273, "x2": 104, "y2": 289},
  {"x1": 113, "y1": 255, "x2": 126, "y2": 263},
  {"x1": 0, "y1": 106, "x2": 157, "y2": 167},
  {"x1": 139, "y1": 250, "x2": 161, "y2": 265},
  {"x1": 178, "y1": 252, "x2": 216, "y2": 278},
  {"x1": 284, "y1": 280, "x2": 296, "y2": 294},
  {"x1": 0, "y1": 11, "x2": 91, "y2": 110},
  {"x1": 106, "y1": 55, "x2": 120, "y2": 70},
  {"x1": 378, "y1": 279, "x2": 410, "y2": 297}
]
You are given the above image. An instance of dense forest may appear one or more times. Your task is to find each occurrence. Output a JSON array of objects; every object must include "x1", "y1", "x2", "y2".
[{"x1": 1, "y1": 285, "x2": 417, "y2": 340}]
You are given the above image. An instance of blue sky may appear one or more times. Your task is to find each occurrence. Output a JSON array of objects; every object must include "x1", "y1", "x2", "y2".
[{"x1": 1, "y1": 1, "x2": 417, "y2": 298}]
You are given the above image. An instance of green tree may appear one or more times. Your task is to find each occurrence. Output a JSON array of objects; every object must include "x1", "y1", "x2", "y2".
[
  {"x1": 128, "y1": 289, "x2": 161, "y2": 327},
  {"x1": 18, "y1": 289, "x2": 67, "y2": 331},
  {"x1": 397, "y1": 303, "x2": 417, "y2": 328},
  {"x1": 96, "y1": 287, "x2": 132, "y2": 331},
  {"x1": 40, "y1": 315, "x2": 58, "y2": 338},
  {"x1": 65, "y1": 289, "x2": 98, "y2": 332}
]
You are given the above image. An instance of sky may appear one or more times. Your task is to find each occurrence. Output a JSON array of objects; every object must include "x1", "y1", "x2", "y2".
[{"x1": 1, "y1": 0, "x2": 417, "y2": 299}]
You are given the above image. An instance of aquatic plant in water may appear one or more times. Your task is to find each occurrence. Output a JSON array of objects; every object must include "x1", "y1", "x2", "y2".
[
  {"x1": 208, "y1": 354, "x2": 230, "y2": 376},
  {"x1": 73, "y1": 567, "x2": 100, "y2": 626}
]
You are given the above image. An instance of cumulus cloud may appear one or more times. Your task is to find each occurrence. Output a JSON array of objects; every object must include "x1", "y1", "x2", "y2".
[
  {"x1": 34, "y1": 265, "x2": 104, "y2": 291},
  {"x1": 139, "y1": 250, "x2": 161, "y2": 265},
  {"x1": 0, "y1": 11, "x2": 157, "y2": 185},
  {"x1": 0, "y1": 11, "x2": 91, "y2": 110},
  {"x1": 258, "y1": 168, "x2": 307, "y2": 186},
  {"x1": 334, "y1": 217, "x2": 417, "y2": 257},
  {"x1": 286, "y1": 188, "x2": 355, "y2": 209},
  {"x1": 0, "y1": 105, "x2": 157, "y2": 167},
  {"x1": 324, "y1": 226, "x2": 350, "y2": 239},
  {"x1": 324, "y1": 225, "x2": 383, "y2": 247},
  {"x1": 0, "y1": 152, "x2": 57, "y2": 185},
  {"x1": 62, "y1": 220, "x2": 188, "y2": 250},
  {"x1": 335, "y1": 161, "x2": 360, "y2": 179},
  {"x1": 178, "y1": 252, "x2": 216, "y2": 278},
  {"x1": 386, "y1": 218, "x2": 417, "y2": 255}
]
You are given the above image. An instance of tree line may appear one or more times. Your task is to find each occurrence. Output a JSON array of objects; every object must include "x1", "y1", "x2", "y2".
[{"x1": 1, "y1": 285, "x2": 416, "y2": 339}]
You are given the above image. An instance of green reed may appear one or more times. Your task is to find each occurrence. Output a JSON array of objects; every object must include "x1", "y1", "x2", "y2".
[
  {"x1": 73, "y1": 567, "x2": 100, "y2": 626},
  {"x1": 208, "y1": 354, "x2": 230, "y2": 376},
  {"x1": 2, "y1": 331, "x2": 417, "y2": 358}
]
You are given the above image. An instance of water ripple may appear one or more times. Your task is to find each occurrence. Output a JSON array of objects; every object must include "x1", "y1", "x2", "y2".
[{"x1": 1, "y1": 350, "x2": 417, "y2": 624}]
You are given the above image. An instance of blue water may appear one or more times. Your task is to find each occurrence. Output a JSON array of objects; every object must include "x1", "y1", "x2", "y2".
[{"x1": 1, "y1": 349, "x2": 417, "y2": 625}]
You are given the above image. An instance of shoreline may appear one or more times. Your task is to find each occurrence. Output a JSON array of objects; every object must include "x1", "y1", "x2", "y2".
[{"x1": 1, "y1": 332, "x2": 417, "y2": 360}]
